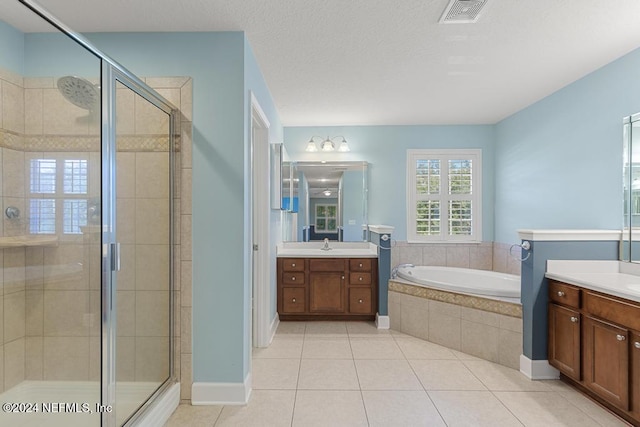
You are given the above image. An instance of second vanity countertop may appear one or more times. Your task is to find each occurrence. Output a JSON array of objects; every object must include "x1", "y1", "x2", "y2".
[
  {"x1": 277, "y1": 242, "x2": 378, "y2": 258},
  {"x1": 545, "y1": 260, "x2": 640, "y2": 303}
]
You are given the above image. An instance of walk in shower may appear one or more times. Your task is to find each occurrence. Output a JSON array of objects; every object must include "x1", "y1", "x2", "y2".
[{"x1": 0, "y1": 1, "x2": 178, "y2": 425}]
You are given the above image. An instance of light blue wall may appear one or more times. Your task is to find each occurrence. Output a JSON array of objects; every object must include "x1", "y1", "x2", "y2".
[
  {"x1": 284, "y1": 125, "x2": 496, "y2": 241},
  {"x1": 494, "y1": 47, "x2": 640, "y2": 243},
  {"x1": 243, "y1": 39, "x2": 284, "y2": 369},
  {"x1": 0, "y1": 20, "x2": 25, "y2": 74},
  {"x1": 21, "y1": 30, "x2": 283, "y2": 385}
]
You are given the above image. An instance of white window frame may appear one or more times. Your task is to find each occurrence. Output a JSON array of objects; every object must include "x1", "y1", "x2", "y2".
[
  {"x1": 407, "y1": 149, "x2": 482, "y2": 243},
  {"x1": 29, "y1": 156, "x2": 89, "y2": 236}
]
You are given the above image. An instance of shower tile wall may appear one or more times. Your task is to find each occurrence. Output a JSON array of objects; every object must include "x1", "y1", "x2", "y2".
[
  {"x1": 1, "y1": 66, "x2": 27, "y2": 394},
  {"x1": 391, "y1": 241, "x2": 521, "y2": 276},
  {"x1": 0, "y1": 67, "x2": 193, "y2": 400}
]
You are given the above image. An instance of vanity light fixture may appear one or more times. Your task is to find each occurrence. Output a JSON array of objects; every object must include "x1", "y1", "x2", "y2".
[{"x1": 305, "y1": 136, "x2": 350, "y2": 152}]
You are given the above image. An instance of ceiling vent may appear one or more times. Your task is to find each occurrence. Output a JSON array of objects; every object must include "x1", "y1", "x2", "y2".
[{"x1": 439, "y1": 0, "x2": 488, "y2": 24}]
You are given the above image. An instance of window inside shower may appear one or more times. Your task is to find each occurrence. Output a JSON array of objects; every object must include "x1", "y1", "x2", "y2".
[{"x1": 29, "y1": 158, "x2": 89, "y2": 235}]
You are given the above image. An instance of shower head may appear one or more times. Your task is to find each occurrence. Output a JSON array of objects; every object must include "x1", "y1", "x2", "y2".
[{"x1": 57, "y1": 76, "x2": 99, "y2": 111}]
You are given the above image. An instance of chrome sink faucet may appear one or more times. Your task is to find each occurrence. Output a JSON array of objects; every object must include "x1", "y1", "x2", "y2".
[
  {"x1": 391, "y1": 263, "x2": 414, "y2": 279},
  {"x1": 321, "y1": 238, "x2": 332, "y2": 251}
]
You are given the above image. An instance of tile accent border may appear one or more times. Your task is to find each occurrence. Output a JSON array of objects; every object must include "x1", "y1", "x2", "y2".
[
  {"x1": 388, "y1": 280, "x2": 522, "y2": 318},
  {"x1": 0, "y1": 130, "x2": 173, "y2": 152}
]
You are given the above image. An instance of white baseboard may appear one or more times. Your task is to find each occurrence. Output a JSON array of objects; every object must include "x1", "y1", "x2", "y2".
[
  {"x1": 136, "y1": 382, "x2": 180, "y2": 427},
  {"x1": 376, "y1": 314, "x2": 390, "y2": 329},
  {"x1": 269, "y1": 313, "x2": 280, "y2": 344},
  {"x1": 192, "y1": 373, "x2": 252, "y2": 405},
  {"x1": 519, "y1": 354, "x2": 560, "y2": 380}
]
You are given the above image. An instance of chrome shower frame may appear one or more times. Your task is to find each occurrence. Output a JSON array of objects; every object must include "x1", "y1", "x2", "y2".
[{"x1": 17, "y1": 1, "x2": 179, "y2": 425}]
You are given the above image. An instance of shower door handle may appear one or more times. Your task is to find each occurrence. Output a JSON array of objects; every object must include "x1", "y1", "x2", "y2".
[{"x1": 110, "y1": 243, "x2": 121, "y2": 272}]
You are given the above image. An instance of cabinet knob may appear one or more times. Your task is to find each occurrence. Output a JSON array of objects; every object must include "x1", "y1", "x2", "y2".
[
  {"x1": 635, "y1": 342, "x2": 640, "y2": 349},
  {"x1": 557, "y1": 291, "x2": 565, "y2": 297},
  {"x1": 358, "y1": 299, "x2": 363, "y2": 303},
  {"x1": 617, "y1": 334, "x2": 626, "y2": 341},
  {"x1": 342, "y1": 276, "x2": 345, "y2": 280},
  {"x1": 292, "y1": 298, "x2": 296, "y2": 303},
  {"x1": 359, "y1": 276, "x2": 363, "y2": 281},
  {"x1": 292, "y1": 276, "x2": 296, "y2": 281},
  {"x1": 291, "y1": 263, "x2": 296, "y2": 268},
  {"x1": 570, "y1": 316, "x2": 579, "y2": 323},
  {"x1": 359, "y1": 263, "x2": 363, "y2": 268}
]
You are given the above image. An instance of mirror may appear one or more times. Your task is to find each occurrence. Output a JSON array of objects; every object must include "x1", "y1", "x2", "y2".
[
  {"x1": 283, "y1": 161, "x2": 368, "y2": 242},
  {"x1": 623, "y1": 114, "x2": 640, "y2": 262}
]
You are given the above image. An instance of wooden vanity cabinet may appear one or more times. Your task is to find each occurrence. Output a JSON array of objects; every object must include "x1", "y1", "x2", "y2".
[
  {"x1": 277, "y1": 257, "x2": 378, "y2": 320},
  {"x1": 548, "y1": 279, "x2": 640, "y2": 423}
]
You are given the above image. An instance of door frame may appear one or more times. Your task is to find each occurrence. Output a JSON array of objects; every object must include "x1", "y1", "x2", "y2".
[{"x1": 250, "y1": 92, "x2": 272, "y2": 348}]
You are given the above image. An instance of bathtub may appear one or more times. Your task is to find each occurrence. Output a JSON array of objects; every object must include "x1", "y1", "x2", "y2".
[{"x1": 395, "y1": 265, "x2": 520, "y2": 298}]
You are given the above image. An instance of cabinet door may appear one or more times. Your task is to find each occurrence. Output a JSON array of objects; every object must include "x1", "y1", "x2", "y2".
[
  {"x1": 631, "y1": 331, "x2": 640, "y2": 419},
  {"x1": 548, "y1": 303, "x2": 581, "y2": 380},
  {"x1": 583, "y1": 315, "x2": 629, "y2": 411},
  {"x1": 310, "y1": 272, "x2": 344, "y2": 312}
]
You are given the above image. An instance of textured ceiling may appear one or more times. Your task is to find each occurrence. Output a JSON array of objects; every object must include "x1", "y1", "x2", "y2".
[{"x1": 4, "y1": 0, "x2": 640, "y2": 126}]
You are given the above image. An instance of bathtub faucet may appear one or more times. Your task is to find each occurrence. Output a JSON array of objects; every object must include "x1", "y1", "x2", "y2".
[{"x1": 391, "y1": 263, "x2": 414, "y2": 279}]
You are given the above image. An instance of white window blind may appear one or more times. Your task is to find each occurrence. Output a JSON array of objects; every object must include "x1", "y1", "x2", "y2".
[
  {"x1": 29, "y1": 158, "x2": 90, "y2": 235},
  {"x1": 407, "y1": 149, "x2": 481, "y2": 242}
]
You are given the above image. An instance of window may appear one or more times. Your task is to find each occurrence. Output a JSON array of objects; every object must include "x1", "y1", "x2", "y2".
[
  {"x1": 315, "y1": 204, "x2": 338, "y2": 233},
  {"x1": 29, "y1": 158, "x2": 89, "y2": 235},
  {"x1": 407, "y1": 149, "x2": 482, "y2": 242}
]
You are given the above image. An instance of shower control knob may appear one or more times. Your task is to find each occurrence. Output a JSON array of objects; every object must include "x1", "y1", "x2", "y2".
[
  {"x1": 570, "y1": 316, "x2": 579, "y2": 323},
  {"x1": 557, "y1": 291, "x2": 565, "y2": 297},
  {"x1": 617, "y1": 335, "x2": 626, "y2": 341}
]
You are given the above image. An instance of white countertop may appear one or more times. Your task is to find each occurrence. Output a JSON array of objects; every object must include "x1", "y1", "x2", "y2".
[
  {"x1": 545, "y1": 260, "x2": 640, "y2": 303},
  {"x1": 277, "y1": 242, "x2": 378, "y2": 258}
]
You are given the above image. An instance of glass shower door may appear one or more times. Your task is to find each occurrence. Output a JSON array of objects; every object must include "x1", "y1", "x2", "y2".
[{"x1": 112, "y1": 76, "x2": 173, "y2": 425}]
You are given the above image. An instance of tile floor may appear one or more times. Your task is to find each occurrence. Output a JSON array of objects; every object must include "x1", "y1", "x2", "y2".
[{"x1": 165, "y1": 321, "x2": 629, "y2": 426}]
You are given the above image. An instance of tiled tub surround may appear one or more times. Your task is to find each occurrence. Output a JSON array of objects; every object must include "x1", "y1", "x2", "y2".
[
  {"x1": 0, "y1": 68, "x2": 193, "y2": 402},
  {"x1": 388, "y1": 280, "x2": 523, "y2": 369},
  {"x1": 391, "y1": 241, "x2": 522, "y2": 276}
]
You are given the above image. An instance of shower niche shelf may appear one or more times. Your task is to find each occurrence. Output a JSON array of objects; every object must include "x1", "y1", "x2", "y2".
[{"x1": 0, "y1": 235, "x2": 59, "y2": 248}]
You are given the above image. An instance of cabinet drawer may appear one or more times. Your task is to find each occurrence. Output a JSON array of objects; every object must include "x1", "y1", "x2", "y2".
[
  {"x1": 350, "y1": 259, "x2": 372, "y2": 272},
  {"x1": 282, "y1": 272, "x2": 305, "y2": 285},
  {"x1": 310, "y1": 258, "x2": 346, "y2": 272},
  {"x1": 349, "y1": 288, "x2": 372, "y2": 314},
  {"x1": 282, "y1": 258, "x2": 305, "y2": 272},
  {"x1": 584, "y1": 291, "x2": 640, "y2": 331},
  {"x1": 549, "y1": 280, "x2": 580, "y2": 308},
  {"x1": 350, "y1": 272, "x2": 371, "y2": 285},
  {"x1": 282, "y1": 287, "x2": 306, "y2": 313}
]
